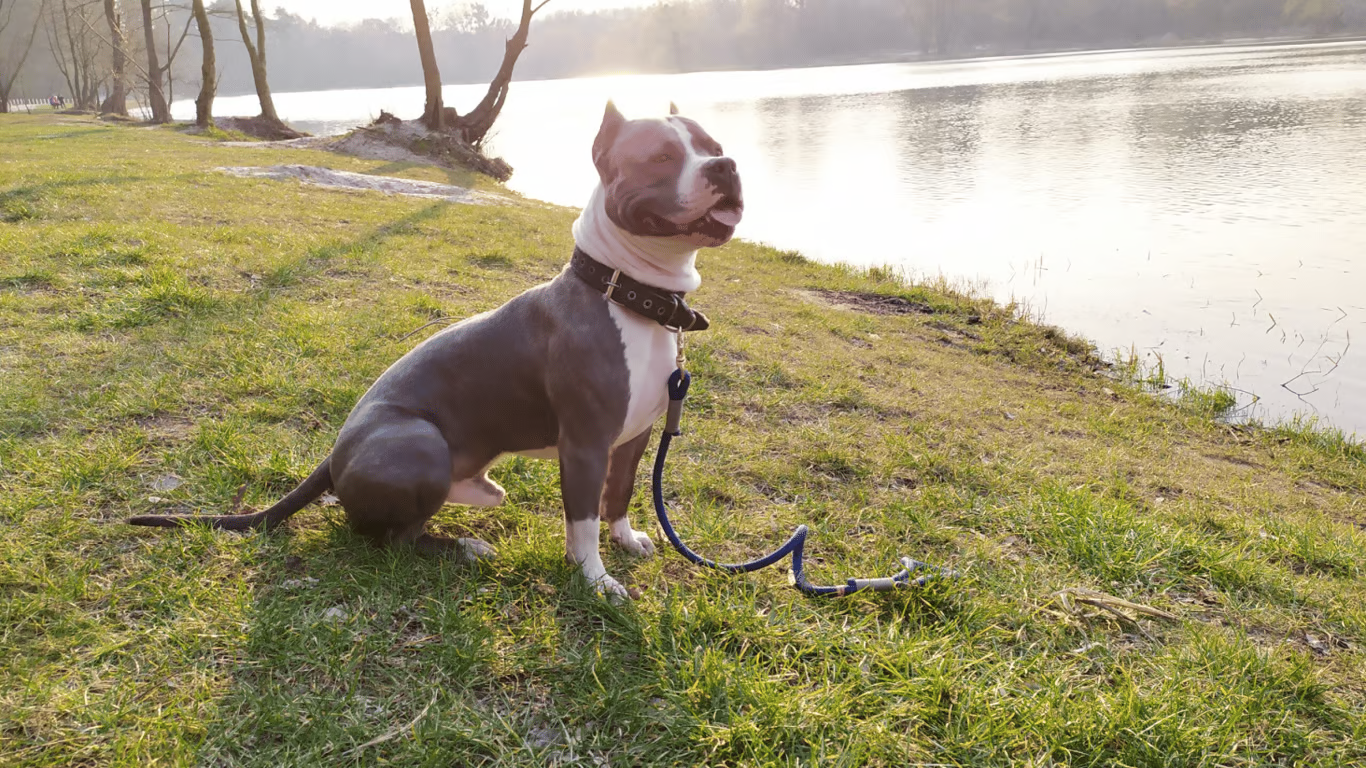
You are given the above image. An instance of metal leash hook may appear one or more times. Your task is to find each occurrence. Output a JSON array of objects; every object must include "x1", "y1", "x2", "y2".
[{"x1": 653, "y1": 365, "x2": 959, "y2": 597}]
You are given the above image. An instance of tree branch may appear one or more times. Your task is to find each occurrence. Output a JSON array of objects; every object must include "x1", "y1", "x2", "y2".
[{"x1": 161, "y1": 10, "x2": 193, "y2": 71}]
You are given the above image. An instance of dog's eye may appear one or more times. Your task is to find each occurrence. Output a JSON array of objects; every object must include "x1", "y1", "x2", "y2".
[{"x1": 650, "y1": 153, "x2": 672, "y2": 164}]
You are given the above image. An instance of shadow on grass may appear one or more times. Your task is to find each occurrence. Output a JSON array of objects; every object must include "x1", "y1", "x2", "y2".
[
  {"x1": 182, "y1": 497, "x2": 963, "y2": 765},
  {"x1": 187, "y1": 514, "x2": 670, "y2": 764},
  {"x1": 0, "y1": 127, "x2": 111, "y2": 144},
  {"x1": 257, "y1": 200, "x2": 454, "y2": 291},
  {"x1": 1, "y1": 175, "x2": 149, "y2": 221}
]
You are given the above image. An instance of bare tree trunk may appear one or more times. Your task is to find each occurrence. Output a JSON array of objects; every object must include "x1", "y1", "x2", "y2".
[
  {"x1": 192, "y1": 0, "x2": 213, "y2": 127},
  {"x1": 100, "y1": 0, "x2": 128, "y2": 115},
  {"x1": 139, "y1": 0, "x2": 167, "y2": 122},
  {"x1": 409, "y1": 0, "x2": 443, "y2": 130},
  {"x1": 452, "y1": 0, "x2": 550, "y2": 147},
  {"x1": 233, "y1": 0, "x2": 282, "y2": 125},
  {"x1": 0, "y1": 0, "x2": 48, "y2": 113}
]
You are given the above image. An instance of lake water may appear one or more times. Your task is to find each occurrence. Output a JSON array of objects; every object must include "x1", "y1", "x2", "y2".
[{"x1": 181, "y1": 41, "x2": 1366, "y2": 438}]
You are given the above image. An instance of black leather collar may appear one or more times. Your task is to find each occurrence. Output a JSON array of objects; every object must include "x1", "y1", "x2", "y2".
[{"x1": 570, "y1": 247, "x2": 710, "y2": 332}]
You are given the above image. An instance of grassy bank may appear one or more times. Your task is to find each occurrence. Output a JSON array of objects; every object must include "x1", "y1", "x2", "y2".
[{"x1": 2, "y1": 113, "x2": 1364, "y2": 766}]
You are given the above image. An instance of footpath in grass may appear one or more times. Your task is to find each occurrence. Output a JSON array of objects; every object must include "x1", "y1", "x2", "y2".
[{"x1": 1, "y1": 113, "x2": 1364, "y2": 766}]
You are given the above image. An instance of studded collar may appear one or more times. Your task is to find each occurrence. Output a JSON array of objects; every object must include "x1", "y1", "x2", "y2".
[{"x1": 569, "y1": 247, "x2": 710, "y2": 332}]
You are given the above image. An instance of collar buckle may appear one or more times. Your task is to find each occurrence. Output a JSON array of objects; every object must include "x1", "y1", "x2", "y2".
[{"x1": 603, "y1": 269, "x2": 624, "y2": 303}]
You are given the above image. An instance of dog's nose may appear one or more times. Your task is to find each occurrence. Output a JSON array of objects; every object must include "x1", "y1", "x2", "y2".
[
  {"x1": 704, "y1": 158, "x2": 739, "y2": 194},
  {"x1": 705, "y1": 157, "x2": 738, "y2": 179}
]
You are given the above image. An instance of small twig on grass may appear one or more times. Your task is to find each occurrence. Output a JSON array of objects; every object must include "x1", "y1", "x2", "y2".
[
  {"x1": 1051, "y1": 588, "x2": 1178, "y2": 642},
  {"x1": 399, "y1": 317, "x2": 455, "y2": 342},
  {"x1": 342, "y1": 691, "x2": 438, "y2": 758},
  {"x1": 1089, "y1": 599, "x2": 1157, "y2": 642}
]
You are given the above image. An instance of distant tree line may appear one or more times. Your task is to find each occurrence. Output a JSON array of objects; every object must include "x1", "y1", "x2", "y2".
[{"x1": 3, "y1": 0, "x2": 1364, "y2": 110}]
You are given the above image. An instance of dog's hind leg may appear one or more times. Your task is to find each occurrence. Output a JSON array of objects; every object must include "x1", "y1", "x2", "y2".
[
  {"x1": 412, "y1": 531, "x2": 498, "y2": 562},
  {"x1": 333, "y1": 418, "x2": 486, "y2": 557}
]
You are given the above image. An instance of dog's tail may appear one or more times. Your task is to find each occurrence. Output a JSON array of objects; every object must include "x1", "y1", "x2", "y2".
[{"x1": 128, "y1": 458, "x2": 333, "y2": 531}]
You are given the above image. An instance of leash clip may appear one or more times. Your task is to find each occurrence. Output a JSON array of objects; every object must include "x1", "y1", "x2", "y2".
[{"x1": 675, "y1": 329, "x2": 686, "y2": 371}]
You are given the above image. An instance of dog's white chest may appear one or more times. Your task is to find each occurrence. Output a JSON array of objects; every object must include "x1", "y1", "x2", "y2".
[{"x1": 608, "y1": 302, "x2": 676, "y2": 445}]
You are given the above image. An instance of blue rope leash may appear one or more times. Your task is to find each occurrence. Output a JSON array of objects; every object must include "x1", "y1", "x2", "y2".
[{"x1": 652, "y1": 368, "x2": 958, "y2": 597}]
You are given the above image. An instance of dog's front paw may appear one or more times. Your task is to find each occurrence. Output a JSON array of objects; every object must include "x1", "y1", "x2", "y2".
[
  {"x1": 594, "y1": 573, "x2": 629, "y2": 599},
  {"x1": 611, "y1": 527, "x2": 656, "y2": 558},
  {"x1": 578, "y1": 560, "x2": 629, "y2": 599}
]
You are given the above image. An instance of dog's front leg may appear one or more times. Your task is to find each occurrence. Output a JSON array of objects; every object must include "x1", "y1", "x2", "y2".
[
  {"x1": 602, "y1": 429, "x2": 655, "y2": 558},
  {"x1": 559, "y1": 439, "x2": 627, "y2": 597}
]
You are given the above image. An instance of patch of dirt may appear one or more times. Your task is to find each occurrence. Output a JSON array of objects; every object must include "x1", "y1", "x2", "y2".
[
  {"x1": 216, "y1": 113, "x2": 512, "y2": 180},
  {"x1": 98, "y1": 113, "x2": 141, "y2": 125},
  {"x1": 997, "y1": 533, "x2": 1036, "y2": 562},
  {"x1": 340, "y1": 118, "x2": 513, "y2": 180},
  {"x1": 216, "y1": 165, "x2": 503, "y2": 205},
  {"x1": 216, "y1": 115, "x2": 306, "y2": 140},
  {"x1": 802, "y1": 289, "x2": 938, "y2": 316},
  {"x1": 136, "y1": 414, "x2": 195, "y2": 441},
  {"x1": 777, "y1": 403, "x2": 832, "y2": 426},
  {"x1": 1243, "y1": 624, "x2": 1355, "y2": 658}
]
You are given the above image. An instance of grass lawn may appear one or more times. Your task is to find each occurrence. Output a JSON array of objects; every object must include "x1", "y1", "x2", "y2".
[{"x1": 1, "y1": 113, "x2": 1364, "y2": 767}]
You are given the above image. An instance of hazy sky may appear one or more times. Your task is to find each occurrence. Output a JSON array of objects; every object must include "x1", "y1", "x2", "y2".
[{"x1": 269, "y1": 0, "x2": 653, "y2": 26}]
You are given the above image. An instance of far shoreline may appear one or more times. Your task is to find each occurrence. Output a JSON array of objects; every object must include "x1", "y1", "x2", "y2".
[{"x1": 176, "y1": 34, "x2": 1366, "y2": 103}]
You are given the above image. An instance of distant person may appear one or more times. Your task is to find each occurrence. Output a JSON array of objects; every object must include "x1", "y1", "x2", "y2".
[
  {"x1": 49, "y1": 95, "x2": 58, "y2": 109},
  {"x1": 58, "y1": 95, "x2": 66, "y2": 108}
]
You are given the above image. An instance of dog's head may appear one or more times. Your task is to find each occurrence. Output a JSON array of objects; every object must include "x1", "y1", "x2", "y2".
[{"x1": 591, "y1": 101, "x2": 744, "y2": 248}]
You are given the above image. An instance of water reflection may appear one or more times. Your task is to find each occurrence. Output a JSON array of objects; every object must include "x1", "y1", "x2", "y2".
[{"x1": 183, "y1": 41, "x2": 1366, "y2": 437}]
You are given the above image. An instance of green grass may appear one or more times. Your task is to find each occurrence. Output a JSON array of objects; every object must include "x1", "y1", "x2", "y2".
[{"x1": 2, "y1": 113, "x2": 1364, "y2": 766}]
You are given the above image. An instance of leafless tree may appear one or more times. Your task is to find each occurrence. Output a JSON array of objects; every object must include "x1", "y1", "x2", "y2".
[
  {"x1": 191, "y1": 0, "x2": 213, "y2": 127},
  {"x1": 100, "y1": 0, "x2": 128, "y2": 114},
  {"x1": 46, "y1": 0, "x2": 105, "y2": 110},
  {"x1": 409, "y1": 0, "x2": 551, "y2": 146},
  {"x1": 410, "y1": 0, "x2": 444, "y2": 130},
  {"x1": 138, "y1": 0, "x2": 167, "y2": 121},
  {"x1": 0, "y1": 0, "x2": 47, "y2": 112},
  {"x1": 454, "y1": 0, "x2": 551, "y2": 146},
  {"x1": 154, "y1": 2, "x2": 193, "y2": 110},
  {"x1": 233, "y1": 0, "x2": 297, "y2": 135}
]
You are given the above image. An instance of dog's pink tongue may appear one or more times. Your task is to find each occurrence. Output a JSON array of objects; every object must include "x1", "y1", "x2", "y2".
[{"x1": 710, "y1": 207, "x2": 742, "y2": 227}]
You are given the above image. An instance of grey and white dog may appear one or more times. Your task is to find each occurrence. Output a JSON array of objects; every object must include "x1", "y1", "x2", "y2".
[{"x1": 131, "y1": 102, "x2": 744, "y2": 597}]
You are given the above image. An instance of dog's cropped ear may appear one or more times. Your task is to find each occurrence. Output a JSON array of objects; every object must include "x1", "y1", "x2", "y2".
[
  {"x1": 592, "y1": 100, "x2": 626, "y2": 175},
  {"x1": 669, "y1": 102, "x2": 680, "y2": 116}
]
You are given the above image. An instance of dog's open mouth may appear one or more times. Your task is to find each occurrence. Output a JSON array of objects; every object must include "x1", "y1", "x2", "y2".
[
  {"x1": 682, "y1": 197, "x2": 743, "y2": 243},
  {"x1": 707, "y1": 199, "x2": 744, "y2": 228},
  {"x1": 619, "y1": 193, "x2": 744, "y2": 242},
  {"x1": 694, "y1": 194, "x2": 743, "y2": 234}
]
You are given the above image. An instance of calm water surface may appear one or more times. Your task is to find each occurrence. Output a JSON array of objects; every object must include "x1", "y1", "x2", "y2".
[{"x1": 183, "y1": 41, "x2": 1366, "y2": 437}]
